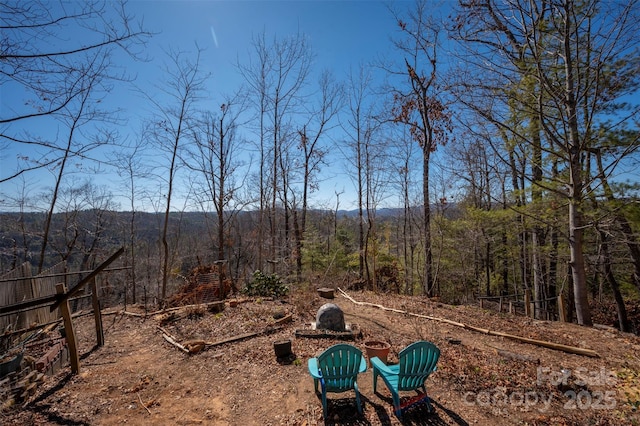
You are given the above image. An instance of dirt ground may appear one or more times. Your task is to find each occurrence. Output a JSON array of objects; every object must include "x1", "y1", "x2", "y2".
[{"x1": 4, "y1": 288, "x2": 640, "y2": 425}]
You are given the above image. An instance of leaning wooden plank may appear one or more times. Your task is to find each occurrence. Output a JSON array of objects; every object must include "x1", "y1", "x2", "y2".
[
  {"x1": 51, "y1": 247, "x2": 124, "y2": 312},
  {"x1": 56, "y1": 283, "x2": 80, "y2": 374},
  {"x1": 337, "y1": 288, "x2": 599, "y2": 358}
]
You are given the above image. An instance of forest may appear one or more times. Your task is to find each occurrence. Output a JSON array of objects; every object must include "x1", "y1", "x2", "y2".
[{"x1": 1, "y1": 0, "x2": 639, "y2": 334}]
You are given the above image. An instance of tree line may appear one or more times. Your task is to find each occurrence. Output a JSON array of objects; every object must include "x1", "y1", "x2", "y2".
[{"x1": 1, "y1": 0, "x2": 639, "y2": 331}]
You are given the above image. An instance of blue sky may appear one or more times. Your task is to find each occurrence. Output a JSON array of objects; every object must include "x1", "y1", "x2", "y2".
[
  {"x1": 129, "y1": 0, "x2": 396, "y2": 91},
  {"x1": 1, "y1": 0, "x2": 425, "y2": 212},
  {"x1": 3, "y1": 1, "x2": 638, "y2": 214}
]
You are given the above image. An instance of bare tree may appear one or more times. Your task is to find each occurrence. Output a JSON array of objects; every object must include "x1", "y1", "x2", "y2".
[
  {"x1": 46, "y1": 180, "x2": 115, "y2": 272},
  {"x1": 0, "y1": 178, "x2": 39, "y2": 270},
  {"x1": 1, "y1": 0, "x2": 148, "y2": 273},
  {"x1": 387, "y1": 0, "x2": 452, "y2": 296},
  {"x1": 1, "y1": 0, "x2": 149, "y2": 183},
  {"x1": 363, "y1": 131, "x2": 394, "y2": 291},
  {"x1": 292, "y1": 70, "x2": 343, "y2": 281},
  {"x1": 35, "y1": 52, "x2": 121, "y2": 273},
  {"x1": 341, "y1": 64, "x2": 377, "y2": 284},
  {"x1": 110, "y1": 136, "x2": 152, "y2": 305},
  {"x1": 236, "y1": 33, "x2": 272, "y2": 271},
  {"x1": 238, "y1": 32, "x2": 312, "y2": 275},
  {"x1": 188, "y1": 95, "x2": 248, "y2": 293},
  {"x1": 143, "y1": 48, "x2": 206, "y2": 300},
  {"x1": 77, "y1": 183, "x2": 118, "y2": 271},
  {"x1": 390, "y1": 126, "x2": 420, "y2": 294}
]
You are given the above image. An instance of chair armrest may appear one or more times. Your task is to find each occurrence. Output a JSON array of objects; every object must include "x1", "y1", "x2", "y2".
[
  {"x1": 358, "y1": 355, "x2": 367, "y2": 373},
  {"x1": 370, "y1": 356, "x2": 396, "y2": 375},
  {"x1": 308, "y1": 358, "x2": 322, "y2": 379}
]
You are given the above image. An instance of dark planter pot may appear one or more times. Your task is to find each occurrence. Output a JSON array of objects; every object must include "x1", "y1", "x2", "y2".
[
  {"x1": 0, "y1": 352, "x2": 23, "y2": 379},
  {"x1": 273, "y1": 339, "x2": 292, "y2": 358}
]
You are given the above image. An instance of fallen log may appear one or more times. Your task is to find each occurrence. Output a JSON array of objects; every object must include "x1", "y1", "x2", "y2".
[
  {"x1": 274, "y1": 314, "x2": 293, "y2": 326},
  {"x1": 157, "y1": 326, "x2": 189, "y2": 353},
  {"x1": 337, "y1": 288, "x2": 599, "y2": 358},
  {"x1": 119, "y1": 310, "x2": 145, "y2": 318},
  {"x1": 183, "y1": 340, "x2": 206, "y2": 354},
  {"x1": 294, "y1": 329, "x2": 358, "y2": 340},
  {"x1": 157, "y1": 315, "x2": 291, "y2": 353},
  {"x1": 205, "y1": 326, "x2": 283, "y2": 348},
  {"x1": 150, "y1": 301, "x2": 226, "y2": 317}
]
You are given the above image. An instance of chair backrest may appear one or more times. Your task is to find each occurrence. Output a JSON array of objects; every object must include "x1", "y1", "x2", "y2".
[
  {"x1": 316, "y1": 344, "x2": 363, "y2": 392},
  {"x1": 397, "y1": 341, "x2": 440, "y2": 391}
]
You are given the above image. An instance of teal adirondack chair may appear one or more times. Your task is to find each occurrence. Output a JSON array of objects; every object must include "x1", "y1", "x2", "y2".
[
  {"x1": 307, "y1": 343, "x2": 367, "y2": 419},
  {"x1": 371, "y1": 340, "x2": 440, "y2": 418}
]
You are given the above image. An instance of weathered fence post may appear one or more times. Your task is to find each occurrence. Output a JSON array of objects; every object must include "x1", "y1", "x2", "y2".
[
  {"x1": 557, "y1": 294, "x2": 567, "y2": 323},
  {"x1": 524, "y1": 289, "x2": 532, "y2": 318},
  {"x1": 56, "y1": 283, "x2": 79, "y2": 374},
  {"x1": 91, "y1": 277, "x2": 104, "y2": 346}
]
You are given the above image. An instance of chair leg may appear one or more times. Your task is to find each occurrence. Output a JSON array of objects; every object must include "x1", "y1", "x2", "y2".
[
  {"x1": 424, "y1": 393, "x2": 434, "y2": 413},
  {"x1": 354, "y1": 383, "x2": 363, "y2": 414},
  {"x1": 392, "y1": 393, "x2": 402, "y2": 419},
  {"x1": 322, "y1": 391, "x2": 328, "y2": 419},
  {"x1": 372, "y1": 369, "x2": 378, "y2": 393}
]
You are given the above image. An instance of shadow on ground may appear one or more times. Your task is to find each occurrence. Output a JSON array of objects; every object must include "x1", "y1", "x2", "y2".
[
  {"x1": 314, "y1": 392, "x2": 469, "y2": 426},
  {"x1": 23, "y1": 372, "x2": 90, "y2": 426}
]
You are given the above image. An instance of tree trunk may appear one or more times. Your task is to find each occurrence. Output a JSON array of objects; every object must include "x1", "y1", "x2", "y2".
[
  {"x1": 422, "y1": 146, "x2": 433, "y2": 296},
  {"x1": 595, "y1": 148, "x2": 640, "y2": 294},
  {"x1": 563, "y1": 4, "x2": 591, "y2": 326},
  {"x1": 598, "y1": 227, "x2": 629, "y2": 332},
  {"x1": 548, "y1": 161, "x2": 560, "y2": 308},
  {"x1": 162, "y1": 116, "x2": 181, "y2": 301},
  {"x1": 357, "y1": 131, "x2": 365, "y2": 282},
  {"x1": 293, "y1": 209, "x2": 303, "y2": 283},
  {"x1": 532, "y1": 228, "x2": 546, "y2": 320},
  {"x1": 38, "y1": 86, "x2": 90, "y2": 273}
]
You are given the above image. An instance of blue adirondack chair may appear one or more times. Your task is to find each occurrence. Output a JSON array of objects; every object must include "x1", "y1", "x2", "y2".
[
  {"x1": 371, "y1": 340, "x2": 440, "y2": 418},
  {"x1": 307, "y1": 343, "x2": 367, "y2": 419}
]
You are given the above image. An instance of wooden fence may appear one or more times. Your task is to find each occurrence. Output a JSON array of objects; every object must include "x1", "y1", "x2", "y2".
[
  {"x1": 478, "y1": 289, "x2": 568, "y2": 322},
  {"x1": 1, "y1": 248, "x2": 124, "y2": 374},
  {"x1": 0, "y1": 262, "x2": 100, "y2": 338},
  {"x1": 0, "y1": 263, "x2": 69, "y2": 335}
]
